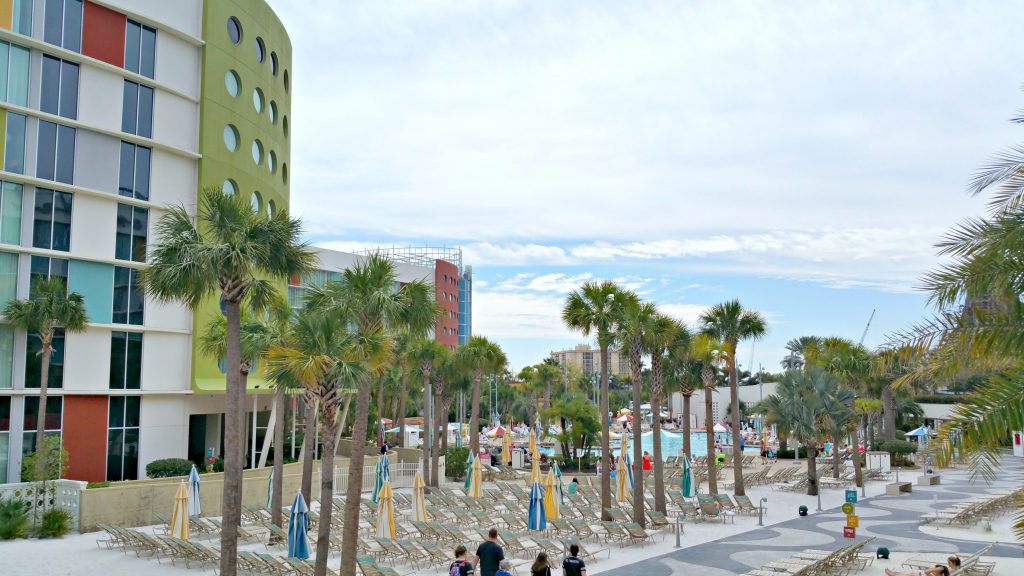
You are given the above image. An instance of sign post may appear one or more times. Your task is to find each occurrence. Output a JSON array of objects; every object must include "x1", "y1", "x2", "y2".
[
  {"x1": 845, "y1": 489, "x2": 858, "y2": 504},
  {"x1": 843, "y1": 526, "x2": 856, "y2": 539}
]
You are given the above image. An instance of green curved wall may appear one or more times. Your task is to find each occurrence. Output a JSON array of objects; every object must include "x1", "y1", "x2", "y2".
[{"x1": 193, "y1": 0, "x2": 292, "y2": 393}]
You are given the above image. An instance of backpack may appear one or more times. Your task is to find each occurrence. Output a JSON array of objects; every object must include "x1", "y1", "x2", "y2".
[{"x1": 450, "y1": 560, "x2": 467, "y2": 576}]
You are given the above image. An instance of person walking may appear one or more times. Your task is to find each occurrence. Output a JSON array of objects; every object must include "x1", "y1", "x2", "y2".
[
  {"x1": 474, "y1": 528, "x2": 505, "y2": 576},
  {"x1": 642, "y1": 451, "x2": 652, "y2": 472},
  {"x1": 449, "y1": 545, "x2": 475, "y2": 576},
  {"x1": 562, "y1": 543, "x2": 588, "y2": 576},
  {"x1": 530, "y1": 552, "x2": 552, "y2": 576}
]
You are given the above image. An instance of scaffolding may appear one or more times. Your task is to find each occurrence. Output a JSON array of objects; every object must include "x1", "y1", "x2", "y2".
[{"x1": 357, "y1": 246, "x2": 464, "y2": 271}]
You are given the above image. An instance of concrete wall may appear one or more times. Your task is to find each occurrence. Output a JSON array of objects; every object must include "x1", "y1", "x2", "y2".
[{"x1": 78, "y1": 461, "x2": 320, "y2": 532}]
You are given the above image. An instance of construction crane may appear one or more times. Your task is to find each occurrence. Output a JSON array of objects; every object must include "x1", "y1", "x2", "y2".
[{"x1": 859, "y1": 309, "x2": 876, "y2": 346}]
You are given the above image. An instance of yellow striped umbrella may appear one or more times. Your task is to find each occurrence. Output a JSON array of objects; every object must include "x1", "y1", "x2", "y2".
[
  {"x1": 412, "y1": 469, "x2": 427, "y2": 522},
  {"x1": 528, "y1": 427, "x2": 536, "y2": 458},
  {"x1": 375, "y1": 480, "x2": 395, "y2": 538},
  {"x1": 616, "y1": 451, "x2": 631, "y2": 502},
  {"x1": 467, "y1": 454, "x2": 483, "y2": 498},
  {"x1": 543, "y1": 467, "x2": 559, "y2": 519},
  {"x1": 170, "y1": 481, "x2": 190, "y2": 540},
  {"x1": 500, "y1": 428, "x2": 512, "y2": 465},
  {"x1": 529, "y1": 447, "x2": 542, "y2": 486}
]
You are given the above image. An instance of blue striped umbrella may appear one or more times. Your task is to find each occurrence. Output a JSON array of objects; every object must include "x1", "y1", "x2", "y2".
[
  {"x1": 187, "y1": 465, "x2": 202, "y2": 517},
  {"x1": 287, "y1": 492, "x2": 310, "y2": 559},
  {"x1": 464, "y1": 451, "x2": 475, "y2": 490},
  {"x1": 372, "y1": 457, "x2": 389, "y2": 503},
  {"x1": 681, "y1": 455, "x2": 696, "y2": 498},
  {"x1": 527, "y1": 480, "x2": 547, "y2": 531}
]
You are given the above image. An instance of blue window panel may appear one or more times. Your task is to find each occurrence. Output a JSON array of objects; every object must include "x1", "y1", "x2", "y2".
[{"x1": 67, "y1": 259, "x2": 113, "y2": 324}]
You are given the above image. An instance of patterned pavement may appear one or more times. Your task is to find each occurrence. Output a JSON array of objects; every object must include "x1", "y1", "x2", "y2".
[{"x1": 601, "y1": 454, "x2": 1024, "y2": 576}]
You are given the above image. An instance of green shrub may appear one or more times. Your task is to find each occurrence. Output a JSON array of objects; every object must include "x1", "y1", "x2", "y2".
[
  {"x1": 0, "y1": 498, "x2": 31, "y2": 540},
  {"x1": 145, "y1": 458, "x2": 194, "y2": 478},
  {"x1": 775, "y1": 447, "x2": 808, "y2": 459},
  {"x1": 86, "y1": 481, "x2": 111, "y2": 489},
  {"x1": 913, "y1": 394, "x2": 961, "y2": 404},
  {"x1": 879, "y1": 440, "x2": 917, "y2": 455},
  {"x1": 445, "y1": 447, "x2": 470, "y2": 480},
  {"x1": 213, "y1": 457, "x2": 224, "y2": 473},
  {"x1": 37, "y1": 508, "x2": 72, "y2": 538}
]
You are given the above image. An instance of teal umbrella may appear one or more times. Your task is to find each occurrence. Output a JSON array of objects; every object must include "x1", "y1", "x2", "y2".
[
  {"x1": 681, "y1": 454, "x2": 696, "y2": 498},
  {"x1": 552, "y1": 460, "x2": 564, "y2": 504},
  {"x1": 287, "y1": 492, "x2": 310, "y2": 559},
  {"x1": 266, "y1": 468, "x2": 273, "y2": 509},
  {"x1": 372, "y1": 457, "x2": 387, "y2": 503},
  {"x1": 455, "y1": 423, "x2": 463, "y2": 448}
]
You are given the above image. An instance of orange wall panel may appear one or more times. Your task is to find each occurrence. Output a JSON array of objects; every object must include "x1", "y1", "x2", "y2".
[
  {"x1": 434, "y1": 260, "x2": 459, "y2": 349},
  {"x1": 62, "y1": 395, "x2": 108, "y2": 482},
  {"x1": 82, "y1": 1, "x2": 126, "y2": 68},
  {"x1": 0, "y1": 0, "x2": 12, "y2": 30}
]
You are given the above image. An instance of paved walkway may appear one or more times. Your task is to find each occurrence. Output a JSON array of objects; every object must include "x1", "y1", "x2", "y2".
[{"x1": 602, "y1": 455, "x2": 1024, "y2": 576}]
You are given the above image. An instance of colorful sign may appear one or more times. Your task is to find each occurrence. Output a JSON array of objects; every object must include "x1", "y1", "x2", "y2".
[
  {"x1": 841, "y1": 503, "x2": 854, "y2": 515},
  {"x1": 845, "y1": 490, "x2": 858, "y2": 503},
  {"x1": 843, "y1": 526, "x2": 856, "y2": 539},
  {"x1": 846, "y1": 515, "x2": 859, "y2": 528}
]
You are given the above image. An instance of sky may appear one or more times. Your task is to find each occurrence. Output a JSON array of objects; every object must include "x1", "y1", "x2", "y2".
[{"x1": 267, "y1": 0, "x2": 1024, "y2": 374}]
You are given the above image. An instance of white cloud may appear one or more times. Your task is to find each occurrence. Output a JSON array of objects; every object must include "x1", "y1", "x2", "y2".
[{"x1": 473, "y1": 290, "x2": 575, "y2": 340}]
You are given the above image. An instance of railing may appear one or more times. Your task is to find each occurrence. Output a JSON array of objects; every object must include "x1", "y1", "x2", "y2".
[
  {"x1": 0, "y1": 479, "x2": 86, "y2": 527},
  {"x1": 333, "y1": 460, "x2": 435, "y2": 494}
]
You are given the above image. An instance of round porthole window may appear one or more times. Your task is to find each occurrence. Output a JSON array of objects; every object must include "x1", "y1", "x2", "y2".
[
  {"x1": 282, "y1": 163, "x2": 288, "y2": 185},
  {"x1": 251, "y1": 191, "x2": 262, "y2": 213},
  {"x1": 269, "y1": 101, "x2": 278, "y2": 124},
  {"x1": 267, "y1": 200, "x2": 276, "y2": 219},
  {"x1": 271, "y1": 52, "x2": 279, "y2": 76},
  {"x1": 225, "y1": 70, "x2": 240, "y2": 97},
  {"x1": 223, "y1": 125, "x2": 239, "y2": 152},
  {"x1": 284, "y1": 70, "x2": 290, "y2": 93},
  {"x1": 222, "y1": 179, "x2": 237, "y2": 196},
  {"x1": 227, "y1": 17, "x2": 242, "y2": 44},
  {"x1": 251, "y1": 139, "x2": 263, "y2": 165},
  {"x1": 267, "y1": 151, "x2": 277, "y2": 174},
  {"x1": 252, "y1": 88, "x2": 264, "y2": 114},
  {"x1": 255, "y1": 37, "x2": 266, "y2": 63},
  {"x1": 283, "y1": 115, "x2": 289, "y2": 138}
]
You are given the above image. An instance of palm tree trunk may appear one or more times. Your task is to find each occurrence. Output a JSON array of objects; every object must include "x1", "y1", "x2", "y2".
[
  {"x1": 853, "y1": 417, "x2": 864, "y2": 488},
  {"x1": 703, "y1": 365, "x2": 717, "y2": 495},
  {"x1": 599, "y1": 344, "x2": 612, "y2": 521},
  {"x1": 300, "y1": 397, "x2": 317, "y2": 505},
  {"x1": 682, "y1": 393, "x2": 692, "y2": 457},
  {"x1": 220, "y1": 299, "x2": 245, "y2": 576},
  {"x1": 313, "y1": 393, "x2": 339, "y2": 576},
  {"x1": 34, "y1": 336, "x2": 53, "y2": 479},
  {"x1": 630, "y1": 338, "x2": 645, "y2": 527},
  {"x1": 651, "y1": 383, "x2": 666, "y2": 514},
  {"x1": 339, "y1": 377, "x2": 374, "y2": 576},
  {"x1": 831, "y1": 425, "x2": 841, "y2": 479},
  {"x1": 806, "y1": 443, "x2": 819, "y2": 496},
  {"x1": 421, "y1": 368, "x2": 432, "y2": 486},
  {"x1": 469, "y1": 375, "x2": 482, "y2": 457},
  {"x1": 727, "y1": 354, "x2": 745, "y2": 496},
  {"x1": 271, "y1": 384, "x2": 286, "y2": 529},
  {"x1": 430, "y1": 381, "x2": 443, "y2": 487},
  {"x1": 397, "y1": 375, "x2": 408, "y2": 447},
  {"x1": 376, "y1": 376, "x2": 386, "y2": 433},
  {"x1": 882, "y1": 384, "x2": 896, "y2": 441}
]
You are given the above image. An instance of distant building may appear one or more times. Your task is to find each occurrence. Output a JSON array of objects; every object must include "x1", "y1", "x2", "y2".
[{"x1": 550, "y1": 344, "x2": 629, "y2": 378}]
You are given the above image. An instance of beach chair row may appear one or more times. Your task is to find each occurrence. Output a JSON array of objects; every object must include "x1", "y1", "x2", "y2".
[
  {"x1": 920, "y1": 488, "x2": 1023, "y2": 527},
  {"x1": 901, "y1": 544, "x2": 995, "y2": 576},
  {"x1": 741, "y1": 537, "x2": 875, "y2": 576}
]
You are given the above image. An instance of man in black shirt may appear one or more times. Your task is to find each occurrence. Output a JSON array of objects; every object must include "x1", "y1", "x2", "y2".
[
  {"x1": 563, "y1": 544, "x2": 587, "y2": 576},
  {"x1": 474, "y1": 527, "x2": 505, "y2": 576}
]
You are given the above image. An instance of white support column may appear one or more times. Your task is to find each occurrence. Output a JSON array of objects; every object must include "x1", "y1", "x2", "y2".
[
  {"x1": 250, "y1": 395, "x2": 258, "y2": 469},
  {"x1": 257, "y1": 397, "x2": 277, "y2": 469}
]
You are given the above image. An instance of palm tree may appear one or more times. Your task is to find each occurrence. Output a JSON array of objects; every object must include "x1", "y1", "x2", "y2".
[
  {"x1": 646, "y1": 314, "x2": 688, "y2": 514},
  {"x1": 3, "y1": 278, "x2": 88, "y2": 467},
  {"x1": 428, "y1": 346, "x2": 453, "y2": 486},
  {"x1": 456, "y1": 336, "x2": 507, "y2": 457},
  {"x1": 688, "y1": 333, "x2": 723, "y2": 494},
  {"x1": 199, "y1": 297, "x2": 294, "y2": 529},
  {"x1": 700, "y1": 300, "x2": 767, "y2": 497},
  {"x1": 562, "y1": 280, "x2": 629, "y2": 520},
  {"x1": 303, "y1": 254, "x2": 435, "y2": 576},
  {"x1": 266, "y1": 310, "x2": 368, "y2": 576},
  {"x1": 409, "y1": 338, "x2": 449, "y2": 485},
  {"x1": 141, "y1": 187, "x2": 314, "y2": 576},
  {"x1": 615, "y1": 293, "x2": 655, "y2": 526}
]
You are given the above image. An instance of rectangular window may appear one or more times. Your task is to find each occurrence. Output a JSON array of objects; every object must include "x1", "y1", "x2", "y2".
[
  {"x1": 106, "y1": 395, "x2": 139, "y2": 481},
  {"x1": 40, "y1": 55, "x2": 79, "y2": 120},
  {"x1": 32, "y1": 188, "x2": 72, "y2": 252},
  {"x1": 29, "y1": 255, "x2": 69, "y2": 292},
  {"x1": 0, "y1": 251, "x2": 16, "y2": 310},
  {"x1": 112, "y1": 266, "x2": 143, "y2": 325},
  {"x1": 4, "y1": 111, "x2": 25, "y2": 174},
  {"x1": 124, "y1": 20, "x2": 156, "y2": 79},
  {"x1": 115, "y1": 204, "x2": 147, "y2": 262},
  {"x1": 25, "y1": 328, "x2": 65, "y2": 390},
  {"x1": 0, "y1": 395, "x2": 8, "y2": 483},
  {"x1": 108, "y1": 331, "x2": 141, "y2": 390},
  {"x1": 36, "y1": 121, "x2": 76, "y2": 184},
  {"x1": 43, "y1": 0, "x2": 82, "y2": 53},
  {"x1": 121, "y1": 80, "x2": 153, "y2": 138},
  {"x1": 0, "y1": 181, "x2": 22, "y2": 245},
  {"x1": 0, "y1": 41, "x2": 30, "y2": 106},
  {"x1": 11, "y1": 0, "x2": 33, "y2": 36},
  {"x1": 117, "y1": 142, "x2": 150, "y2": 200},
  {"x1": 22, "y1": 395, "x2": 62, "y2": 454},
  {"x1": 0, "y1": 324, "x2": 13, "y2": 389}
]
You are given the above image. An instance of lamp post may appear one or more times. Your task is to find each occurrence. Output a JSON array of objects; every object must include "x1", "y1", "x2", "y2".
[{"x1": 758, "y1": 497, "x2": 768, "y2": 526}]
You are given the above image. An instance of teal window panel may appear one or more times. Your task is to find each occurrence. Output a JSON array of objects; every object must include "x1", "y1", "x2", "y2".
[
  {"x1": 0, "y1": 324, "x2": 12, "y2": 389},
  {"x1": 68, "y1": 259, "x2": 112, "y2": 324},
  {"x1": 1, "y1": 182, "x2": 22, "y2": 245},
  {"x1": 0, "y1": 250, "x2": 16, "y2": 308}
]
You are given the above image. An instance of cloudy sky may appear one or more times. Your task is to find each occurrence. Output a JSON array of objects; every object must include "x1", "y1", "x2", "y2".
[{"x1": 268, "y1": 0, "x2": 1024, "y2": 373}]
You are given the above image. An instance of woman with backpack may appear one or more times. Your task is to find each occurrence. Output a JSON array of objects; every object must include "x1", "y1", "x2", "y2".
[{"x1": 450, "y1": 545, "x2": 475, "y2": 576}]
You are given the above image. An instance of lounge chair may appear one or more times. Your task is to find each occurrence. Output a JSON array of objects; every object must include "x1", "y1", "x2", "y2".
[{"x1": 734, "y1": 495, "x2": 763, "y2": 516}]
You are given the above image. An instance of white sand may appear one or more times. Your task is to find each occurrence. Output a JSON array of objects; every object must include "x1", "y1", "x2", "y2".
[{"x1": 3, "y1": 464, "x2": 1016, "y2": 576}]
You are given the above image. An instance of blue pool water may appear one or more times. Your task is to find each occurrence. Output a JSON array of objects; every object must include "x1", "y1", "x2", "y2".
[{"x1": 543, "y1": 430, "x2": 757, "y2": 461}]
